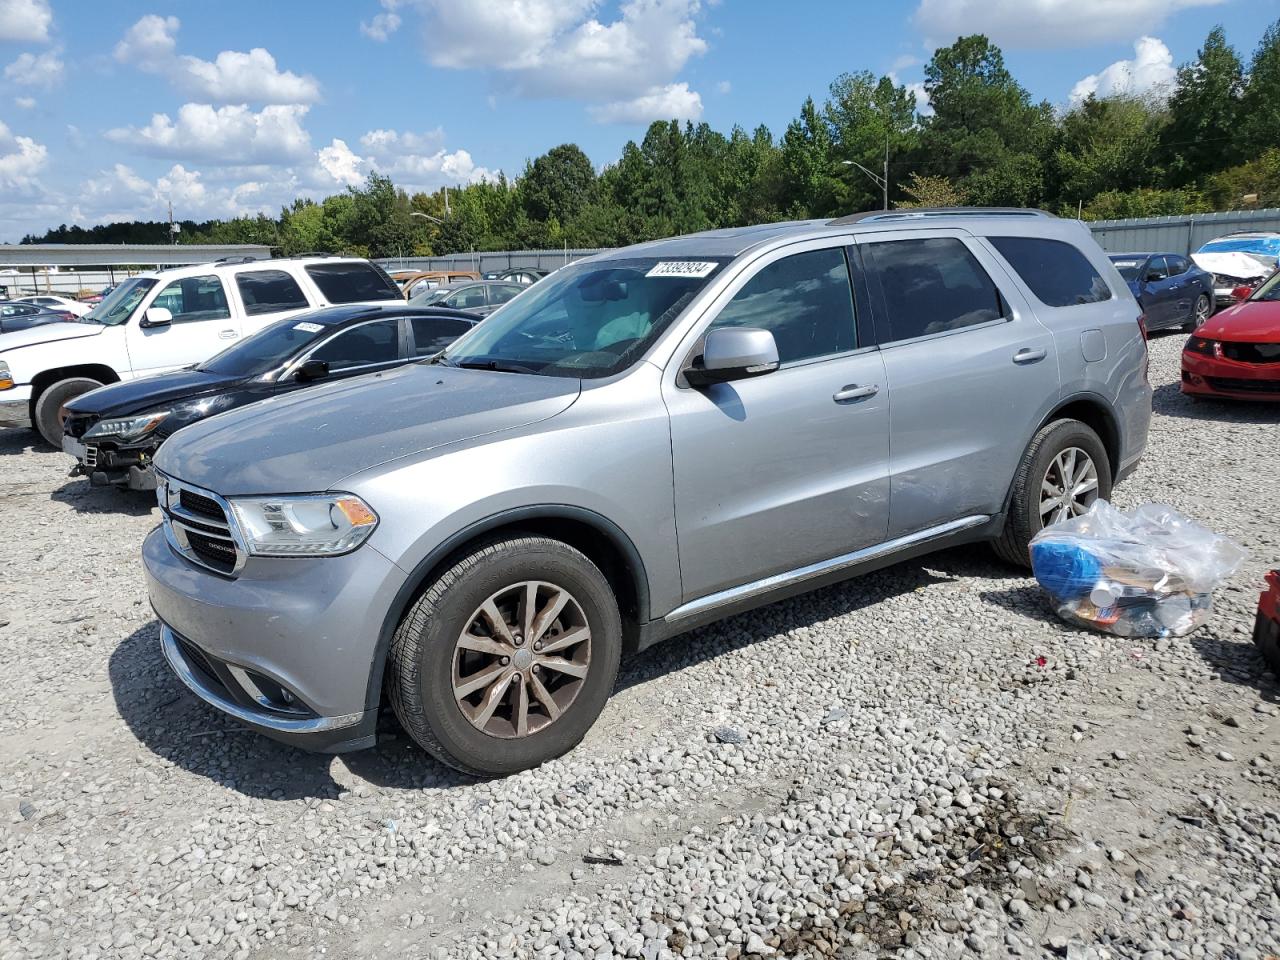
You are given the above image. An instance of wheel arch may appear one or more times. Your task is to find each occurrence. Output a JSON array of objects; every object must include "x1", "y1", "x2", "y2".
[
  {"x1": 1042, "y1": 393, "x2": 1121, "y2": 477},
  {"x1": 364, "y1": 505, "x2": 652, "y2": 713},
  {"x1": 28, "y1": 364, "x2": 121, "y2": 417}
]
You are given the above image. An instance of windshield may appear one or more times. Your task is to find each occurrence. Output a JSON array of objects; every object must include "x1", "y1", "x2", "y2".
[
  {"x1": 412, "y1": 288, "x2": 451, "y2": 305},
  {"x1": 83, "y1": 277, "x2": 155, "y2": 326},
  {"x1": 1249, "y1": 270, "x2": 1280, "y2": 302},
  {"x1": 440, "y1": 256, "x2": 728, "y2": 379},
  {"x1": 1110, "y1": 258, "x2": 1145, "y2": 281},
  {"x1": 198, "y1": 315, "x2": 328, "y2": 377}
]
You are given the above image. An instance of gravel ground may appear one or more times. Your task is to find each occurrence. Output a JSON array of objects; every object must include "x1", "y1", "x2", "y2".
[{"x1": 1, "y1": 332, "x2": 1277, "y2": 960}]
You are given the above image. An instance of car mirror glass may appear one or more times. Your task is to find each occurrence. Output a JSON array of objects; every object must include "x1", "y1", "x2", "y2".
[{"x1": 295, "y1": 359, "x2": 330, "y2": 382}]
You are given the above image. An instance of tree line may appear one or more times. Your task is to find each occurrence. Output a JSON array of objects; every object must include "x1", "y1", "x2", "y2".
[{"x1": 24, "y1": 23, "x2": 1280, "y2": 258}]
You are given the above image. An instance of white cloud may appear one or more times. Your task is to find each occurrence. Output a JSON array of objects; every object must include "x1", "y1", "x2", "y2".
[
  {"x1": 401, "y1": 0, "x2": 709, "y2": 119},
  {"x1": 3, "y1": 49, "x2": 63, "y2": 90},
  {"x1": 0, "y1": 0, "x2": 52, "y2": 42},
  {"x1": 906, "y1": 82, "x2": 932, "y2": 116},
  {"x1": 912, "y1": 0, "x2": 1223, "y2": 48},
  {"x1": 79, "y1": 161, "x2": 296, "y2": 224},
  {"x1": 588, "y1": 82, "x2": 703, "y2": 123},
  {"x1": 0, "y1": 119, "x2": 46, "y2": 188},
  {"x1": 106, "y1": 103, "x2": 314, "y2": 165},
  {"x1": 353, "y1": 126, "x2": 495, "y2": 191},
  {"x1": 1069, "y1": 36, "x2": 1176, "y2": 105},
  {"x1": 361, "y1": 11, "x2": 402, "y2": 41},
  {"x1": 715, "y1": 79, "x2": 731, "y2": 94},
  {"x1": 359, "y1": 126, "x2": 446, "y2": 154},
  {"x1": 14, "y1": 96, "x2": 34, "y2": 109},
  {"x1": 114, "y1": 14, "x2": 320, "y2": 104},
  {"x1": 890, "y1": 54, "x2": 920, "y2": 71},
  {"x1": 315, "y1": 138, "x2": 365, "y2": 188}
]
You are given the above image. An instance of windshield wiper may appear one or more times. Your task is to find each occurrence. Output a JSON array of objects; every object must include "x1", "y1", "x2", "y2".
[{"x1": 453, "y1": 358, "x2": 539, "y2": 375}]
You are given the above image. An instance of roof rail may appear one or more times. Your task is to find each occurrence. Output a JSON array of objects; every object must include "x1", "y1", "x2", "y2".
[
  {"x1": 828, "y1": 207, "x2": 1056, "y2": 226},
  {"x1": 289, "y1": 251, "x2": 339, "y2": 259},
  {"x1": 212, "y1": 255, "x2": 263, "y2": 265}
]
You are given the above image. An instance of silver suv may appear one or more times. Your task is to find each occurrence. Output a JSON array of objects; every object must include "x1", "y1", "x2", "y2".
[{"x1": 143, "y1": 209, "x2": 1152, "y2": 776}]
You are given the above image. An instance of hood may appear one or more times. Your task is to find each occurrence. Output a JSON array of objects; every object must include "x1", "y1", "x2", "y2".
[
  {"x1": 154, "y1": 362, "x2": 581, "y2": 495},
  {"x1": 1191, "y1": 251, "x2": 1273, "y2": 280},
  {"x1": 0, "y1": 320, "x2": 103, "y2": 353},
  {"x1": 65, "y1": 367, "x2": 243, "y2": 418},
  {"x1": 1197, "y1": 299, "x2": 1280, "y2": 343}
]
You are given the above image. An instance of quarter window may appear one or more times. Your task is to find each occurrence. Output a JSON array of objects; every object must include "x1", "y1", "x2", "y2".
[
  {"x1": 709, "y1": 248, "x2": 857, "y2": 364},
  {"x1": 235, "y1": 270, "x2": 310, "y2": 316},
  {"x1": 305, "y1": 262, "x2": 402, "y2": 303},
  {"x1": 410, "y1": 316, "x2": 473, "y2": 356},
  {"x1": 308, "y1": 319, "x2": 400, "y2": 370},
  {"x1": 149, "y1": 275, "x2": 231, "y2": 324},
  {"x1": 989, "y1": 236, "x2": 1112, "y2": 307},
  {"x1": 867, "y1": 238, "x2": 1005, "y2": 342}
]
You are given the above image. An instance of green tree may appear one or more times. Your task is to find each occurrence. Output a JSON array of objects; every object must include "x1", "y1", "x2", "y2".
[
  {"x1": 1239, "y1": 20, "x2": 1280, "y2": 159},
  {"x1": 896, "y1": 172, "x2": 967, "y2": 208},
  {"x1": 825, "y1": 71, "x2": 919, "y2": 211},
  {"x1": 1204, "y1": 149, "x2": 1280, "y2": 209},
  {"x1": 918, "y1": 35, "x2": 1055, "y2": 205},
  {"x1": 1046, "y1": 95, "x2": 1165, "y2": 212},
  {"x1": 518, "y1": 144, "x2": 597, "y2": 226},
  {"x1": 778, "y1": 97, "x2": 841, "y2": 217},
  {"x1": 1081, "y1": 187, "x2": 1208, "y2": 221},
  {"x1": 1160, "y1": 26, "x2": 1245, "y2": 185}
]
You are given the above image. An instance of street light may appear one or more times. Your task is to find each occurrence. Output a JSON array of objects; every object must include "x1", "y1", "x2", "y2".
[
  {"x1": 842, "y1": 157, "x2": 889, "y2": 211},
  {"x1": 410, "y1": 211, "x2": 445, "y2": 225}
]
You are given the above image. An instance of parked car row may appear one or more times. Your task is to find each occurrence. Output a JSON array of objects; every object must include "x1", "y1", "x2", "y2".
[{"x1": 1181, "y1": 266, "x2": 1280, "y2": 401}]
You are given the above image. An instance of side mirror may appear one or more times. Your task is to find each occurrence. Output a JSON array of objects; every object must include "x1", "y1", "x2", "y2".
[
  {"x1": 141, "y1": 307, "x2": 172, "y2": 328},
  {"x1": 295, "y1": 359, "x2": 330, "y2": 382},
  {"x1": 685, "y1": 327, "x2": 780, "y2": 386}
]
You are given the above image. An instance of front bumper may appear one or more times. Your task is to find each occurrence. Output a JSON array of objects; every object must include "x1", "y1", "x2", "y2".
[
  {"x1": 143, "y1": 524, "x2": 409, "y2": 752},
  {"x1": 1182, "y1": 350, "x2": 1280, "y2": 401},
  {"x1": 0, "y1": 391, "x2": 32, "y2": 429},
  {"x1": 64, "y1": 434, "x2": 159, "y2": 490}
]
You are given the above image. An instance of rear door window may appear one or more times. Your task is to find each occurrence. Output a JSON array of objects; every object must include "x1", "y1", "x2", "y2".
[
  {"x1": 865, "y1": 238, "x2": 1005, "y2": 343},
  {"x1": 305, "y1": 262, "x2": 402, "y2": 303},
  {"x1": 489, "y1": 284, "x2": 523, "y2": 306},
  {"x1": 308, "y1": 318, "x2": 401, "y2": 371},
  {"x1": 410, "y1": 316, "x2": 474, "y2": 356},
  {"x1": 988, "y1": 236, "x2": 1112, "y2": 307},
  {"x1": 1166, "y1": 255, "x2": 1190, "y2": 276},
  {"x1": 709, "y1": 247, "x2": 857, "y2": 364},
  {"x1": 448, "y1": 286, "x2": 489, "y2": 310},
  {"x1": 235, "y1": 270, "x2": 311, "y2": 315},
  {"x1": 1146, "y1": 256, "x2": 1170, "y2": 281},
  {"x1": 150, "y1": 274, "x2": 231, "y2": 323}
]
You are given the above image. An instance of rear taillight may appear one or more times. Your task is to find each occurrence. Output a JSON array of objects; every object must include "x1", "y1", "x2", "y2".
[
  {"x1": 1137, "y1": 314, "x2": 1150, "y2": 383},
  {"x1": 1137, "y1": 314, "x2": 1149, "y2": 341}
]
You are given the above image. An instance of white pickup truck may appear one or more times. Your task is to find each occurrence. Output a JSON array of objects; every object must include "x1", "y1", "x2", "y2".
[{"x1": 0, "y1": 256, "x2": 405, "y2": 445}]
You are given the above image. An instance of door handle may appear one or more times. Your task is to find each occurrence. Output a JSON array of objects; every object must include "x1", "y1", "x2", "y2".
[
  {"x1": 1013, "y1": 347, "x2": 1047, "y2": 364},
  {"x1": 218, "y1": 329, "x2": 238, "y2": 339},
  {"x1": 833, "y1": 384, "x2": 878, "y2": 403}
]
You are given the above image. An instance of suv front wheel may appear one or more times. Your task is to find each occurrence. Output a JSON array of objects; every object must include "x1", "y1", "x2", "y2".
[
  {"x1": 387, "y1": 535, "x2": 622, "y2": 776},
  {"x1": 34, "y1": 376, "x2": 103, "y2": 447},
  {"x1": 994, "y1": 418, "x2": 1112, "y2": 567}
]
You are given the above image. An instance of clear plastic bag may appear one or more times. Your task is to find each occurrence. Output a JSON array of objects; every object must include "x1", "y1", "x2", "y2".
[{"x1": 1029, "y1": 500, "x2": 1247, "y2": 637}]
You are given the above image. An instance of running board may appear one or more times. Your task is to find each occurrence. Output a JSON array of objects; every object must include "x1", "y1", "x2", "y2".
[{"x1": 663, "y1": 514, "x2": 991, "y2": 623}]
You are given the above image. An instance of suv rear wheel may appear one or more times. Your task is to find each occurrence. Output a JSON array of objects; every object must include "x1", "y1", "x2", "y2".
[
  {"x1": 33, "y1": 377, "x2": 102, "y2": 447},
  {"x1": 387, "y1": 535, "x2": 622, "y2": 776},
  {"x1": 994, "y1": 418, "x2": 1112, "y2": 567}
]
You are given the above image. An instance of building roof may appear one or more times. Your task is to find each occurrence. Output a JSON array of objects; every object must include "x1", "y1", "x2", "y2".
[{"x1": 0, "y1": 243, "x2": 273, "y2": 268}]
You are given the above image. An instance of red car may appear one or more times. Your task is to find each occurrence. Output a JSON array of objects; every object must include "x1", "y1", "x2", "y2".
[{"x1": 1181, "y1": 269, "x2": 1280, "y2": 401}]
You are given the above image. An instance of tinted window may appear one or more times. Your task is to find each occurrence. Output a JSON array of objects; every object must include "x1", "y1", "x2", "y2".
[
  {"x1": 308, "y1": 318, "x2": 400, "y2": 370},
  {"x1": 236, "y1": 270, "x2": 310, "y2": 316},
  {"x1": 709, "y1": 248, "x2": 856, "y2": 364},
  {"x1": 868, "y1": 238, "x2": 1004, "y2": 342},
  {"x1": 1166, "y1": 255, "x2": 1189, "y2": 276},
  {"x1": 1110, "y1": 258, "x2": 1145, "y2": 281},
  {"x1": 489, "y1": 284, "x2": 523, "y2": 305},
  {"x1": 447, "y1": 286, "x2": 488, "y2": 310},
  {"x1": 989, "y1": 237, "x2": 1111, "y2": 307},
  {"x1": 305, "y1": 262, "x2": 402, "y2": 304},
  {"x1": 410, "y1": 316, "x2": 473, "y2": 356},
  {"x1": 2, "y1": 303, "x2": 37, "y2": 317},
  {"x1": 1145, "y1": 256, "x2": 1169, "y2": 281},
  {"x1": 199, "y1": 317, "x2": 327, "y2": 377},
  {"x1": 150, "y1": 275, "x2": 231, "y2": 324}
]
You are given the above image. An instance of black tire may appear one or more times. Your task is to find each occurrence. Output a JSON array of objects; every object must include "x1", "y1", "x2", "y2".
[
  {"x1": 387, "y1": 535, "x2": 622, "y2": 777},
  {"x1": 33, "y1": 377, "x2": 102, "y2": 447},
  {"x1": 993, "y1": 418, "x2": 1113, "y2": 568},
  {"x1": 1183, "y1": 293, "x2": 1212, "y2": 331}
]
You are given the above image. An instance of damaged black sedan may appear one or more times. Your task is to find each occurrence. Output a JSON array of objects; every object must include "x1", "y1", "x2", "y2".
[{"x1": 61, "y1": 303, "x2": 480, "y2": 490}]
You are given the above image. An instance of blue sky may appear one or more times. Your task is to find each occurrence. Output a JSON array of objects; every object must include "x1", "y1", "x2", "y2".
[{"x1": 0, "y1": 0, "x2": 1275, "y2": 241}]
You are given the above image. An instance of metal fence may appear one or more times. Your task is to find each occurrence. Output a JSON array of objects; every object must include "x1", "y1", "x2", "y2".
[
  {"x1": 375, "y1": 248, "x2": 608, "y2": 275},
  {"x1": 1087, "y1": 207, "x2": 1280, "y2": 256}
]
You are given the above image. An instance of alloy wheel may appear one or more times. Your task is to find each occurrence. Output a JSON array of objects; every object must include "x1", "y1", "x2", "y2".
[
  {"x1": 1193, "y1": 294, "x2": 1211, "y2": 327},
  {"x1": 1039, "y1": 447, "x2": 1099, "y2": 527},
  {"x1": 451, "y1": 581, "x2": 591, "y2": 739}
]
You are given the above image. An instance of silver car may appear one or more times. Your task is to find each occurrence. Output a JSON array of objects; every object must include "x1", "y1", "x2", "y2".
[{"x1": 143, "y1": 209, "x2": 1152, "y2": 776}]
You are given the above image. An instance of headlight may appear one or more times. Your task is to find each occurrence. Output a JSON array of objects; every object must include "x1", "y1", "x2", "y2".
[
  {"x1": 0, "y1": 360, "x2": 11, "y2": 390},
  {"x1": 1185, "y1": 336, "x2": 1217, "y2": 356},
  {"x1": 83, "y1": 410, "x2": 170, "y2": 441},
  {"x1": 229, "y1": 494, "x2": 378, "y2": 557}
]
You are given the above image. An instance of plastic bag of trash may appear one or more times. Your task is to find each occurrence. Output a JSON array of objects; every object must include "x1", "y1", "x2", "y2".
[{"x1": 1029, "y1": 500, "x2": 1247, "y2": 638}]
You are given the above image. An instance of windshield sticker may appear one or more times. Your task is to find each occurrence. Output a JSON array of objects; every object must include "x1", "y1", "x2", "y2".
[
  {"x1": 293, "y1": 321, "x2": 324, "y2": 333},
  {"x1": 645, "y1": 261, "x2": 718, "y2": 279}
]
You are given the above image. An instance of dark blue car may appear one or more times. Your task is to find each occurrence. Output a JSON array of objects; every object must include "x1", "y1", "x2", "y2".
[{"x1": 1108, "y1": 253, "x2": 1215, "y2": 331}]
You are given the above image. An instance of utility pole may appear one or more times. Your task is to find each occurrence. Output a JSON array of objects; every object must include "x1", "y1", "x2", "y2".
[
  {"x1": 168, "y1": 199, "x2": 175, "y2": 244},
  {"x1": 882, "y1": 130, "x2": 890, "y2": 211}
]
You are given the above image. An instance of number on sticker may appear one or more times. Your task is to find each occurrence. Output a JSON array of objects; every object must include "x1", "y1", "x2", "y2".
[{"x1": 645, "y1": 261, "x2": 718, "y2": 279}]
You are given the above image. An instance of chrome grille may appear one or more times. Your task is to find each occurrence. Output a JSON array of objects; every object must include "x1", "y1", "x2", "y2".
[{"x1": 156, "y1": 472, "x2": 246, "y2": 576}]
